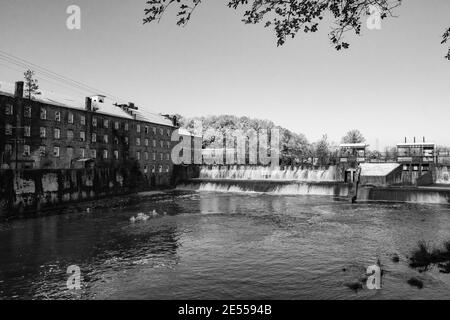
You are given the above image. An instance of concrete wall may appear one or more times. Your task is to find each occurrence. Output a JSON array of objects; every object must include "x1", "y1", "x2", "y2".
[{"x1": 0, "y1": 167, "x2": 173, "y2": 219}]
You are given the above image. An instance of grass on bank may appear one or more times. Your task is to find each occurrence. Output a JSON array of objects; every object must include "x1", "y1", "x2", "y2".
[{"x1": 409, "y1": 240, "x2": 450, "y2": 273}]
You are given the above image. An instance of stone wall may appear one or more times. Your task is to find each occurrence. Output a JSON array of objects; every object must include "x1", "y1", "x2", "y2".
[{"x1": 0, "y1": 167, "x2": 173, "y2": 219}]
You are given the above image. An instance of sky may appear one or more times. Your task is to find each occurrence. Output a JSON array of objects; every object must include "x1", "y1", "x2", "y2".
[{"x1": 0, "y1": 0, "x2": 449, "y2": 149}]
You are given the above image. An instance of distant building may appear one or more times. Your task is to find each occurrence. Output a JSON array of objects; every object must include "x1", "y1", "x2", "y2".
[
  {"x1": 396, "y1": 138, "x2": 436, "y2": 176},
  {"x1": 338, "y1": 143, "x2": 368, "y2": 164},
  {"x1": 0, "y1": 81, "x2": 177, "y2": 186}
]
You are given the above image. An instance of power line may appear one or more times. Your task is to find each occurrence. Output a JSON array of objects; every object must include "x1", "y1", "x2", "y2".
[{"x1": 0, "y1": 49, "x2": 163, "y2": 116}]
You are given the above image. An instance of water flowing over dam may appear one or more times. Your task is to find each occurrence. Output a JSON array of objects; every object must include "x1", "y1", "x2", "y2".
[
  {"x1": 179, "y1": 165, "x2": 349, "y2": 197},
  {"x1": 199, "y1": 165, "x2": 340, "y2": 182}
]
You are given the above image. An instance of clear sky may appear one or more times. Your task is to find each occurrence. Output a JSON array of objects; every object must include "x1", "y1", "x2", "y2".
[{"x1": 0, "y1": 0, "x2": 449, "y2": 149}]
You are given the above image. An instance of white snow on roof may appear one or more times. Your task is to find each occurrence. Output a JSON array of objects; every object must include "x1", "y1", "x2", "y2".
[
  {"x1": 177, "y1": 127, "x2": 202, "y2": 137},
  {"x1": 339, "y1": 143, "x2": 368, "y2": 148},
  {"x1": 0, "y1": 81, "x2": 174, "y2": 126},
  {"x1": 360, "y1": 163, "x2": 401, "y2": 177}
]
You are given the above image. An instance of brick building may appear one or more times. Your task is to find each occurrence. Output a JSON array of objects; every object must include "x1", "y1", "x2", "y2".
[{"x1": 0, "y1": 81, "x2": 177, "y2": 186}]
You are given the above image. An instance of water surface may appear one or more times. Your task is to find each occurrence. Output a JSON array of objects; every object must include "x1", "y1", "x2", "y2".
[{"x1": 1, "y1": 191, "x2": 450, "y2": 299}]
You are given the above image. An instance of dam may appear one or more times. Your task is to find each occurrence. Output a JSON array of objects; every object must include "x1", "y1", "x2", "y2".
[{"x1": 178, "y1": 164, "x2": 450, "y2": 204}]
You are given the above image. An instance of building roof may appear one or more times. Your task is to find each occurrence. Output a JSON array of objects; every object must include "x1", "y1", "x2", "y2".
[
  {"x1": 177, "y1": 127, "x2": 202, "y2": 138},
  {"x1": 360, "y1": 163, "x2": 401, "y2": 177},
  {"x1": 0, "y1": 81, "x2": 174, "y2": 127},
  {"x1": 396, "y1": 142, "x2": 436, "y2": 148},
  {"x1": 339, "y1": 143, "x2": 368, "y2": 148}
]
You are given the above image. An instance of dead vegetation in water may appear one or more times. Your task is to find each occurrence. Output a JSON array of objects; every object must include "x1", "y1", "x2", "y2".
[{"x1": 409, "y1": 240, "x2": 450, "y2": 273}]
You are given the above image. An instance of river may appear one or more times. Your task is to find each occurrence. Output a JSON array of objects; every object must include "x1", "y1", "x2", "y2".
[{"x1": 1, "y1": 190, "x2": 450, "y2": 299}]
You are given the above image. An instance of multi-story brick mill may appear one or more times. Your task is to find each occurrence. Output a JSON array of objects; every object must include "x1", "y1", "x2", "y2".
[{"x1": 0, "y1": 81, "x2": 178, "y2": 186}]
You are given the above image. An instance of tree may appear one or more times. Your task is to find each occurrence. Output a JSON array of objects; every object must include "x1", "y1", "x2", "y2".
[
  {"x1": 314, "y1": 134, "x2": 330, "y2": 166},
  {"x1": 143, "y1": 1, "x2": 450, "y2": 59},
  {"x1": 341, "y1": 129, "x2": 366, "y2": 144},
  {"x1": 23, "y1": 69, "x2": 41, "y2": 99}
]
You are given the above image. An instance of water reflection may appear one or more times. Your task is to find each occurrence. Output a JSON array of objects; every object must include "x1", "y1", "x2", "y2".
[{"x1": 1, "y1": 191, "x2": 450, "y2": 299}]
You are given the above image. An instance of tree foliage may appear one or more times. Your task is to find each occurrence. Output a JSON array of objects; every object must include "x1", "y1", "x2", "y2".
[
  {"x1": 144, "y1": 0, "x2": 402, "y2": 50},
  {"x1": 179, "y1": 114, "x2": 311, "y2": 164},
  {"x1": 144, "y1": 1, "x2": 450, "y2": 58},
  {"x1": 341, "y1": 129, "x2": 365, "y2": 144},
  {"x1": 23, "y1": 69, "x2": 41, "y2": 100}
]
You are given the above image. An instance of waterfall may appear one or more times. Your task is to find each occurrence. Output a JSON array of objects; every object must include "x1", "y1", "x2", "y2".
[
  {"x1": 436, "y1": 167, "x2": 450, "y2": 184},
  {"x1": 199, "y1": 165, "x2": 338, "y2": 182},
  {"x1": 177, "y1": 181, "x2": 349, "y2": 197}
]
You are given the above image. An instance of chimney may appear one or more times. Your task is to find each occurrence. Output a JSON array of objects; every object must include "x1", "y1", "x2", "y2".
[
  {"x1": 423, "y1": 136, "x2": 425, "y2": 143},
  {"x1": 405, "y1": 137, "x2": 407, "y2": 143},
  {"x1": 85, "y1": 97, "x2": 92, "y2": 111},
  {"x1": 14, "y1": 81, "x2": 24, "y2": 98},
  {"x1": 414, "y1": 137, "x2": 416, "y2": 143}
]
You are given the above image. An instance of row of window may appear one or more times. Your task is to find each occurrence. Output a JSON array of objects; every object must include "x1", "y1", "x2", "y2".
[
  {"x1": 4, "y1": 105, "x2": 173, "y2": 136},
  {"x1": 3, "y1": 124, "x2": 172, "y2": 148},
  {"x1": 4, "y1": 144, "x2": 171, "y2": 162}
]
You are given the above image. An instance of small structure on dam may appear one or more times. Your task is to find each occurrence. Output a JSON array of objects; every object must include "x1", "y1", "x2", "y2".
[{"x1": 358, "y1": 163, "x2": 403, "y2": 187}]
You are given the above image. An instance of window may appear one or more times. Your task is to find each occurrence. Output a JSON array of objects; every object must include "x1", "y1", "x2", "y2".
[
  {"x1": 136, "y1": 151, "x2": 141, "y2": 160},
  {"x1": 80, "y1": 131, "x2": 86, "y2": 142},
  {"x1": 40, "y1": 108, "x2": 47, "y2": 120},
  {"x1": 103, "y1": 149, "x2": 108, "y2": 159},
  {"x1": 160, "y1": 141, "x2": 164, "y2": 148},
  {"x1": 136, "y1": 137, "x2": 141, "y2": 146},
  {"x1": 92, "y1": 117, "x2": 97, "y2": 127},
  {"x1": 91, "y1": 149, "x2": 97, "y2": 158},
  {"x1": 67, "y1": 147, "x2": 74, "y2": 158},
  {"x1": 114, "y1": 137, "x2": 119, "y2": 145},
  {"x1": 124, "y1": 123, "x2": 129, "y2": 131},
  {"x1": 54, "y1": 128, "x2": 61, "y2": 139},
  {"x1": 23, "y1": 145, "x2": 31, "y2": 156},
  {"x1": 145, "y1": 152, "x2": 149, "y2": 161},
  {"x1": 4, "y1": 104, "x2": 13, "y2": 115},
  {"x1": 152, "y1": 127, "x2": 156, "y2": 134},
  {"x1": 159, "y1": 128, "x2": 163, "y2": 135},
  {"x1": 40, "y1": 127, "x2": 46, "y2": 138},
  {"x1": 5, "y1": 144, "x2": 12, "y2": 154},
  {"x1": 145, "y1": 126, "x2": 149, "y2": 134},
  {"x1": 5, "y1": 124, "x2": 12, "y2": 135},
  {"x1": 115, "y1": 121, "x2": 119, "y2": 130},
  {"x1": 159, "y1": 165, "x2": 163, "y2": 173},
  {"x1": 80, "y1": 115, "x2": 86, "y2": 125},
  {"x1": 53, "y1": 147, "x2": 60, "y2": 157},
  {"x1": 24, "y1": 126, "x2": 31, "y2": 137},
  {"x1": 145, "y1": 139, "x2": 149, "y2": 147},
  {"x1": 68, "y1": 113, "x2": 74, "y2": 124},
  {"x1": 80, "y1": 148, "x2": 85, "y2": 158},
  {"x1": 67, "y1": 130, "x2": 74, "y2": 140},
  {"x1": 166, "y1": 165, "x2": 170, "y2": 173},
  {"x1": 39, "y1": 146, "x2": 46, "y2": 156},
  {"x1": 124, "y1": 137, "x2": 129, "y2": 144},
  {"x1": 144, "y1": 165, "x2": 148, "y2": 174},
  {"x1": 137, "y1": 124, "x2": 141, "y2": 133},
  {"x1": 104, "y1": 119, "x2": 109, "y2": 128},
  {"x1": 153, "y1": 140, "x2": 156, "y2": 147},
  {"x1": 103, "y1": 135, "x2": 109, "y2": 143},
  {"x1": 151, "y1": 165, "x2": 156, "y2": 173},
  {"x1": 55, "y1": 111, "x2": 61, "y2": 122},
  {"x1": 152, "y1": 153, "x2": 156, "y2": 161},
  {"x1": 160, "y1": 153, "x2": 163, "y2": 161},
  {"x1": 167, "y1": 129, "x2": 170, "y2": 136},
  {"x1": 24, "y1": 106, "x2": 31, "y2": 118},
  {"x1": 92, "y1": 133, "x2": 97, "y2": 142},
  {"x1": 114, "y1": 150, "x2": 119, "y2": 160},
  {"x1": 166, "y1": 153, "x2": 170, "y2": 161},
  {"x1": 166, "y1": 141, "x2": 171, "y2": 148}
]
